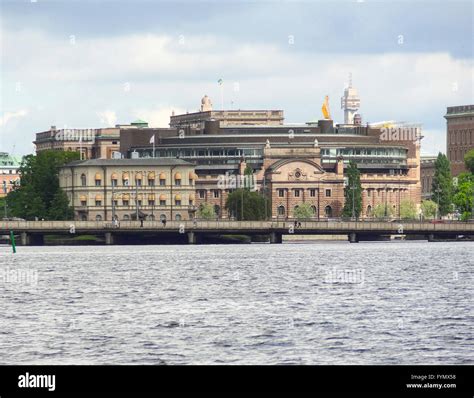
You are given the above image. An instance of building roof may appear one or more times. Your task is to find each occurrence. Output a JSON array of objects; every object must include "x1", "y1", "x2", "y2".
[{"x1": 63, "y1": 158, "x2": 194, "y2": 168}]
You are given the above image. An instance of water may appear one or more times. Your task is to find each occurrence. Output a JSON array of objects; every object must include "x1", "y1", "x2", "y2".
[{"x1": 0, "y1": 241, "x2": 472, "y2": 365}]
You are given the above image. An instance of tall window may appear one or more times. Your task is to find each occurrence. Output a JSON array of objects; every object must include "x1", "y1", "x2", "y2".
[
  {"x1": 213, "y1": 190, "x2": 220, "y2": 198},
  {"x1": 148, "y1": 178, "x2": 155, "y2": 186},
  {"x1": 277, "y1": 206, "x2": 285, "y2": 216},
  {"x1": 325, "y1": 205, "x2": 332, "y2": 217},
  {"x1": 325, "y1": 189, "x2": 331, "y2": 197},
  {"x1": 160, "y1": 178, "x2": 166, "y2": 186},
  {"x1": 81, "y1": 174, "x2": 86, "y2": 186},
  {"x1": 199, "y1": 190, "x2": 205, "y2": 199},
  {"x1": 278, "y1": 189, "x2": 285, "y2": 198},
  {"x1": 294, "y1": 189, "x2": 300, "y2": 197},
  {"x1": 310, "y1": 189, "x2": 316, "y2": 197}
]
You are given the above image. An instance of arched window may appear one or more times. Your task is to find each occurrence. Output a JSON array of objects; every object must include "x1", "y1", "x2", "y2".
[
  {"x1": 310, "y1": 205, "x2": 317, "y2": 216},
  {"x1": 148, "y1": 214, "x2": 155, "y2": 221},
  {"x1": 277, "y1": 205, "x2": 285, "y2": 217},
  {"x1": 160, "y1": 214, "x2": 167, "y2": 221},
  {"x1": 325, "y1": 205, "x2": 332, "y2": 218},
  {"x1": 95, "y1": 214, "x2": 102, "y2": 221},
  {"x1": 214, "y1": 205, "x2": 220, "y2": 217},
  {"x1": 175, "y1": 213, "x2": 182, "y2": 221},
  {"x1": 81, "y1": 174, "x2": 86, "y2": 186},
  {"x1": 123, "y1": 214, "x2": 130, "y2": 221},
  {"x1": 81, "y1": 214, "x2": 87, "y2": 221}
]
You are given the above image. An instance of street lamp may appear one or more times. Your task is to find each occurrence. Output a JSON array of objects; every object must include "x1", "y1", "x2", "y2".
[
  {"x1": 384, "y1": 184, "x2": 388, "y2": 218},
  {"x1": 435, "y1": 187, "x2": 442, "y2": 220}
]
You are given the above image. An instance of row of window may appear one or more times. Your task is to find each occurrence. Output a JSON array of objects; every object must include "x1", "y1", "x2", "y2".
[
  {"x1": 449, "y1": 129, "x2": 473, "y2": 145},
  {"x1": 82, "y1": 199, "x2": 192, "y2": 207},
  {"x1": 277, "y1": 189, "x2": 332, "y2": 198}
]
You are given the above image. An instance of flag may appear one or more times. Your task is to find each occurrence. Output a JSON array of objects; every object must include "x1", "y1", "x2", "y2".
[
  {"x1": 149, "y1": 134, "x2": 155, "y2": 144},
  {"x1": 322, "y1": 95, "x2": 331, "y2": 120},
  {"x1": 218, "y1": 78, "x2": 223, "y2": 85}
]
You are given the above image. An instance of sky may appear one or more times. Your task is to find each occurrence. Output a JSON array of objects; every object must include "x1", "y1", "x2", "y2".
[{"x1": 1, "y1": 0, "x2": 473, "y2": 156}]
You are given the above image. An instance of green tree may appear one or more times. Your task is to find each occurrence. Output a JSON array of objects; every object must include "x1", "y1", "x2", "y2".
[
  {"x1": 399, "y1": 199, "x2": 417, "y2": 220},
  {"x1": 452, "y1": 172, "x2": 474, "y2": 221},
  {"x1": 197, "y1": 202, "x2": 216, "y2": 219},
  {"x1": 373, "y1": 203, "x2": 393, "y2": 218},
  {"x1": 420, "y1": 200, "x2": 438, "y2": 219},
  {"x1": 464, "y1": 149, "x2": 474, "y2": 173},
  {"x1": 294, "y1": 203, "x2": 315, "y2": 220},
  {"x1": 342, "y1": 161, "x2": 362, "y2": 219},
  {"x1": 225, "y1": 188, "x2": 269, "y2": 220},
  {"x1": 431, "y1": 152, "x2": 453, "y2": 216},
  {"x1": 6, "y1": 150, "x2": 79, "y2": 220},
  {"x1": 48, "y1": 190, "x2": 75, "y2": 220}
]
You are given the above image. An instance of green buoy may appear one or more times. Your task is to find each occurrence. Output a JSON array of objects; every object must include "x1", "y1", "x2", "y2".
[{"x1": 10, "y1": 231, "x2": 16, "y2": 254}]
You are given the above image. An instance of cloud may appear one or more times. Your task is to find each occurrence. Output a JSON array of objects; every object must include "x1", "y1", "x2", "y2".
[
  {"x1": 132, "y1": 106, "x2": 186, "y2": 128},
  {"x1": 97, "y1": 110, "x2": 117, "y2": 127},
  {"x1": 0, "y1": 110, "x2": 28, "y2": 127}
]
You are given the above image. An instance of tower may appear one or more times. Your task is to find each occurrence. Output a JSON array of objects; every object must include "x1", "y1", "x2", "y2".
[{"x1": 340, "y1": 73, "x2": 360, "y2": 124}]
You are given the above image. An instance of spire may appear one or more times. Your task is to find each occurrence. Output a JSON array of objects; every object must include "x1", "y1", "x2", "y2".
[{"x1": 348, "y1": 72, "x2": 352, "y2": 88}]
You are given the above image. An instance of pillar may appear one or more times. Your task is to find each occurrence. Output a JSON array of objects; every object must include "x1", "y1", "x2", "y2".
[
  {"x1": 270, "y1": 232, "x2": 282, "y2": 244},
  {"x1": 187, "y1": 231, "x2": 197, "y2": 244},
  {"x1": 105, "y1": 232, "x2": 114, "y2": 245},
  {"x1": 20, "y1": 232, "x2": 28, "y2": 246},
  {"x1": 348, "y1": 232, "x2": 359, "y2": 243}
]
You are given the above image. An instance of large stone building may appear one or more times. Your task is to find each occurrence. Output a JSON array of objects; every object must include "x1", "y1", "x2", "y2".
[
  {"x1": 120, "y1": 100, "x2": 421, "y2": 220},
  {"x1": 59, "y1": 158, "x2": 196, "y2": 221},
  {"x1": 0, "y1": 152, "x2": 21, "y2": 198},
  {"x1": 445, "y1": 104, "x2": 474, "y2": 176},
  {"x1": 420, "y1": 156, "x2": 437, "y2": 200}
]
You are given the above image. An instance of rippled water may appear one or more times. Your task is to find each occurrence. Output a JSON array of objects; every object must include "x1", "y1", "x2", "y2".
[{"x1": 0, "y1": 241, "x2": 472, "y2": 364}]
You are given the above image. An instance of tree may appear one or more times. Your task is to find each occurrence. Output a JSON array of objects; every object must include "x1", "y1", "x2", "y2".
[
  {"x1": 420, "y1": 200, "x2": 438, "y2": 219},
  {"x1": 431, "y1": 152, "x2": 453, "y2": 216},
  {"x1": 373, "y1": 203, "x2": 393, "y2": 218},
  {"x1": 342, "y1": 161, "x2": 362, "y2": 219},
  {"x1": 225, "y1": 188, "x2": 269, "y2": 220},
  {"x1": 197, "y1": 202, "x2": 216, "y2": 219},
  {"x1": 399, "y1": 199, "x2": 417, "y2": 220},
  {"x1": 294, "y1": 203, "x2": 315, "y2": 220},
  {"x1": 6, "y1": 150, "x2": 79, "y2": 220},
  {"x1": 464, "y1": 149, "x2": 474, "y2": 174},
  {"x1": 452, "y1": 172, "x2": 474, "y2": 221},
  {"x1": 48, "y1": 190, "x2": 74, "y2": 220}
]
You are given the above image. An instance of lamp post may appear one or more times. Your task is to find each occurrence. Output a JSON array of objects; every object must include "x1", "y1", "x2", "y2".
[
  {"x1": 435, "y1": 187, "x2": 442, "y2": 220},
  {"x1": 384, "y1": 184, "x2": 388, "y2": 218}
]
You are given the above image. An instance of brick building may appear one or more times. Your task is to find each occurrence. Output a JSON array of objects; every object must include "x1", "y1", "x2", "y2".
[{"x1": 445, "y1": 105, "x2": 474, "y2": 176}]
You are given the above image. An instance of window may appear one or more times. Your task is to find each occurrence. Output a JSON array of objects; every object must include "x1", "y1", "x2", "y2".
[
  {"x1": 136, "y1": 179, "x2": 142, "y2": 187},
  {"x1": 367, "y1": 190, "x2": 371, "y2": 197},
  {"x1": 138, "y1": 200, "x2": 142, "y2": 206},
  {"x1": 95, "y1": 200, "x2": 102, "y2": 206},
  {"x1": 148, "y1": 200, "x2": 155, "y2": 206},
  {"x1": 81, "y1": 200, "x2": 87, "y2": 206},
  {"x1": 294, "y1": 189, "x2": 300, "y2": 197},
  {"x1": 199, "y1": 190, "x2": 205, "y2": 199},
  {"x1": 213, "y1": 190, "x2": 220, "y2": 198},
  {"x1": 325, "y1": 189, "x2": 331, "y2": 197},
  {"x1": 113, "y1": 200, "x2": 118, "y2": 207},
  {"x1": 311, "y1": 205, "x2": 317, "y2": 215},
  {"x1": 148, "y1": 179, "x2": 155, "y2": 186},
  {"x1": 277, "y1": 206, "x2": 285, "y2": 216},
  {"x1": 175, "y1": 214, "x2": 182, "y2": 221},
  {"x1": 123, "y1": 200, "x2": 129, "y2": 206},
  {"x1": 367, "y1": 205, "x2": 372, "y2": 216},
  {"x1": 111, "y1": 179, "x2": 117, "y2": 187},
  {"x1": 160, "y1": 179, "x2": 166, "y2": 186},
  {"x1": 310, "y1": 189, "x2": 316, "y2": 197},
  {"x1": 123, "y1": 214, "x2": 130, "y2": 221},
  {"x1": 175, "y1": 200, "x2": 181, "y2": 206},
  {"x1": 214, "y1": 205, "x2": 220, "y2": 217},
  {"x1": 278, "y1": 189, "x2": 285, "y2": 198},
  {"x1": 325, "y1": 205, "x2": 332, "y2": 217},
  {"x1": 95, "y1": 179, "x2": 101, "y2": 186},
  {"x1": 95, "y1": 215, "x2": 102, "y2": 221},
  {"x1": 160, "y1": 200, "x2": 166, "y2": 206},
  {"x1": 175, "y1": 179, "x2": 181, "y2": 186},
  {"x1": 81, "y1": 174, "x2": 86, "y2": 186}
]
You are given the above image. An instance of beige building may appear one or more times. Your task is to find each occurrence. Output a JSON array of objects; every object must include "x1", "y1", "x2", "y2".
[{"x1": 59, "y1": 158, "x2": 197, "y2": 221}]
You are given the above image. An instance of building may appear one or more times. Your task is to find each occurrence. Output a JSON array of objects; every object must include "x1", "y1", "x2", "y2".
[
  {"x1": 169, "y1": 95, "x2": 284, "y2": 129},
  {"x1": 340, "y1": 74, "x2": 361, "y2": 125},
  {"x1": 445, "y1": 104, "x2": 474, "y2": 176},
  {"x1": 35, "y1": 126, "x2": 122, "y2": 160},
  {"x1": 0, "y1": 152, "x2": 21, "y2": 197},
  {"x1": 420, "y1": 156, "x2": 437, "y2": 200},
  {"x1": 120, "y1": 101, "x2": 421, "y2": 220},
  {"x1": 59, "y1": 158, "x2": 196, "y2": 221}
]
